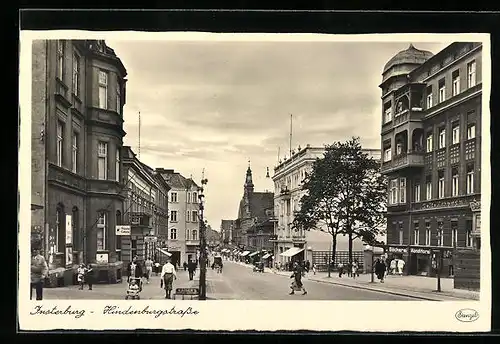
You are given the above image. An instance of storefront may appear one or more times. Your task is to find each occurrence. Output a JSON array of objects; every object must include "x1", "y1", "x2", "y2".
[{"x1": 387, "y1": 245, "x2": 454, "y2": 277}]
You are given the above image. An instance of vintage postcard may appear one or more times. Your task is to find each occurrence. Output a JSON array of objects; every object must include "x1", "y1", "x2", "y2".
[{"x1": 19, "y1": 31, "x2": 491, "y2": 332}]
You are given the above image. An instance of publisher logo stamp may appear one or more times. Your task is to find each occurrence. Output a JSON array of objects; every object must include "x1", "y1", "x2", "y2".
[{"x1": 455, "y1": 309, "x2": 479, "y2": 322}]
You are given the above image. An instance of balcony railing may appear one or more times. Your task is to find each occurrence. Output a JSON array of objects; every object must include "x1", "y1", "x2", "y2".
[
  {"x1": 185, "y1": 240, "x2": 200, "y2": 246},
  {"x1": 381, "y1": 151, "x2": 425, "y2": 174},
  {"x1": 269, "y1": 234, "x2": 278, "y2": 241}
]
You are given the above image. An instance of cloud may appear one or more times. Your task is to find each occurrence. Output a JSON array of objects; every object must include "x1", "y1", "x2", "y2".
[{"x1": 106, "y1": 38, "x2": 452, "y2": 227}]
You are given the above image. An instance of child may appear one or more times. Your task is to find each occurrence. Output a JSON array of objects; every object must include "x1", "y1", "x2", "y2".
[
  {"x1": 77, "y1": 264, "x2": 86, "y2": 290},
  {"x1": 127, "y1": 279, "x2": 140, "y2": 297}
]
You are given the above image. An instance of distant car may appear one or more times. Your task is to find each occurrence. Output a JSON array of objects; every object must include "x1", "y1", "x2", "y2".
[{"x1": 253, "y1": 261, "x2": 264, "y2": 272}]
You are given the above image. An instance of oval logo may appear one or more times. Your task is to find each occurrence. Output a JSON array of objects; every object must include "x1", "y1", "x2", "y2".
[{"x1": 455, "y1": 309, "x2": 480, "y2": 322}]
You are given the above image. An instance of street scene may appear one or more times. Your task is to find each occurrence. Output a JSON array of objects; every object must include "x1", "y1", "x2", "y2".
[{"x1": 30, "y1": 37, "x2": 482, "y2": 302}]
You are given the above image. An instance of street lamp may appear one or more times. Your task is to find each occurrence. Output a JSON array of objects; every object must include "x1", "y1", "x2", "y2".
[
  {"x1": 434, "y1": 228, "x2": 443, "y2": 293},
  {"x1": 198, "y1": 175, "x2": 208, "y2": 300}
]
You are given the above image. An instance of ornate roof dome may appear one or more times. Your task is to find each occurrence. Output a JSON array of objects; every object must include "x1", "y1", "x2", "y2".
[{"x1": 383, "y1": 44, "x2": 434, "y2": 74}]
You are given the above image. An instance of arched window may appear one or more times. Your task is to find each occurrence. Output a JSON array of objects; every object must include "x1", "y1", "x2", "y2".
[
  {"x1": 192, "y1": 230, "x2": 198, "y2": 241},
  {"x1": 96, "y1": 211, "x2": 107, "y2": 251},
  {"x1": 56, "y1": 203, "x2": 65, "y2": 253},
  {"x1": 170, "y1": 228, "x2": 177, "y2": 240},
  {"x1": 72, "y1": 206, "x2": 79, "y2": 251}
]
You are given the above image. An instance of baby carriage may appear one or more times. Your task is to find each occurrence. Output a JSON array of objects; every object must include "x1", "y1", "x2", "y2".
[{"x1": 125, "y1": 277, "x2": 142, "y2": 300}]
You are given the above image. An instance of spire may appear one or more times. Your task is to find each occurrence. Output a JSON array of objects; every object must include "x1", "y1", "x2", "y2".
[{"x1": 245, "y1": 161, "x2": 254, "y2": 188}]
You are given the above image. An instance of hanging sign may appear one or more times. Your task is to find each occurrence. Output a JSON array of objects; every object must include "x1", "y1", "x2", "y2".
[{"x1": 116, "y1": 225, "x2": 131, "y2": 236}]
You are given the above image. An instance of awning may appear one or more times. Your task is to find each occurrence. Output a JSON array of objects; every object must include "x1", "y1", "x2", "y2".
[
  {"x1": 280, "y1": 247, "x2": 305, "y2": 257},
  {"x1": 156, "y1": 247, "x2": 172, "y2": 257},
  {"x1": 261, "y1": 253, "x2": 271, "y2": 259},
  {"x1": 240, "y1": 251, "x2": 251, "y2": 257},
  {"x1": 248, "y1": 251, "x2": 259, "y2": 257}
]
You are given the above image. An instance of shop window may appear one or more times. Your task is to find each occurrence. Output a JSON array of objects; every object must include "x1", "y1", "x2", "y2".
[{"x1": 413, "y1": 222, "x2": 420, "y2": 245}]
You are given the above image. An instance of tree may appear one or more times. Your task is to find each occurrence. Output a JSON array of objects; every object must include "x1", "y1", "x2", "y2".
[{"x1": 293, "y1": 137, "x2": 387, "y2": 273}]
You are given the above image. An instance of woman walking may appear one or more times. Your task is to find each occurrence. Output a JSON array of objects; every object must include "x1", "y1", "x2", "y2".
[
  {"x1": 289, "y1": 262, "x2": 307, "y2": 295},
  {"x1": 160, "y1": 257, "x2": 177, "y2": 299}
]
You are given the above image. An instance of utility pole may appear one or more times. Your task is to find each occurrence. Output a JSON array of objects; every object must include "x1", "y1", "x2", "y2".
[{"x1": 198, "y1": 169, "x2": 208, "y2": 300}]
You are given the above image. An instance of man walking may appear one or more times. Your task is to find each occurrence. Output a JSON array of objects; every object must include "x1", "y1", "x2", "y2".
[
  {"x1": 144, "y1": 257, "x2": 153, "y2": 284},
  {"x1": 160, "y1": 257, "x2": 177, "y2": 299},
  {"x1": 187, "y1": 259, "x2": 197, "y2": 281},
  {"x1": 31, "y1": 245, "x2": 48, "y2": 300},
  {"x1": 289, "y1": 262, "x2": 307, "y2": 295}
]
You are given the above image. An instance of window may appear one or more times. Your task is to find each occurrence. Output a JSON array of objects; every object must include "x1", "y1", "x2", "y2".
[
  {"x1": 452, "y1": 70, "x2": 460, "y2": 96},
  {"x1": 171, "y1": 192, "x2": 178, "y2": 203},
  {"x1": 398, "y1": 226, "x2": 404, "y2": 245},
  {"x1": 384, "y1": 148, "x2": 392, "y2": 162},
  {"x1": 188, "y1": 192, "x2": 192, "y2": 203},
  {"x1": 396, "y1": 143, "x2": 403, "y2": 156},
  {"x1": 426, "y1": 86, "x2": 433, "y2": 108},
  {"x1": 438, "y1": 171, "x2": 445, "y2": 199},
  {"x1": 186, "y1": 210, "x2": 191, "y2": 222},
  {"x1": 451, "y1": 221, "x2": 458, "y2": 247},
  {"x1": 425, "y1": 222, "x2": 431, "y2": 246},
  {"x1": 451, "y1": 124, "x2": 460, "y2": 145},
  {"x1": 438, "y1": 79, "x2": 446, "y2": 103},
  {"x1": 170, "y1": 210, "x2": 178, "y2": 222},
  {"x1": 466, "y1": 220, "x2": 473, "y2": 247},
  {"x1": 192, "y1": 192, "x2": 198, "y2": 203},
  {"x1": 56, "y1": 121, "x2": 64, "y2": 167},
  {"x1": 192, "y1": 230, "x2": 198, "y2": 241},
  {"x1": 192, "y1": 210, "x2": 198, "y2": 222},
  {"x1": 170, "y1": 228, "x2": 177, "y2": 240},
  {"x1": 414, "y1": 183, "x2": 421, "y2": 202},
  {"x1": 115, "y1": 148, "x2": 120, "y2": 182},
  {"x1": 426, "y1": 176, "x2": 432, "y2": 200},
  {"x1": 466, "y1": 165, "x2": 474, "y2": 194},
  {"x1": 71, "y1": 132, "x2": 78, "y2": 173},
  {"x1": 98, "y1": 70, "x2": 108, "y2": 109},
  {"x1": 96, "y1": 212, "x2": 107, "y2": 251},
  {"x1": 72, "y1": 53, "x2": 80, "y2": 96},
  {"x1": 116, "y1": 84, "x2": 121, "y2": 113},
  {"x1": 452, "y1": 169, "x2": 459, "y2": 197},
  {"x1": 438, "y1": 128, "x2": 446, "y2": 149},
  {"x1": 390, "y1": 179, "x2": 398, "y2": 204},
  {"x1": 414, "y1": 223, "x2": 420, "y2": 245},
  {"x1": 426, "y1": 132, "x2": 433, "y2": 152},
  {"x1": 56, "y1": 40, "x2": 64, "y2": 80},
  {"x1": 97, "y1": 142, "x2": 108, "y2": 180},
  {"x1": 467, "y1": 124, "x2": 476, "y2": 140},
  {"x1": 437, "y1": 221, "x2": 444, "y2": 246},
  {"x1": 399, "y1": 177, "x2": 406, "y2": 203},
  {"x1": 384, "y1": 105, "x2": 392, "y2": 123},
  {"x1": 467, "y1": 60, "x2": 476, "y2": 88}
]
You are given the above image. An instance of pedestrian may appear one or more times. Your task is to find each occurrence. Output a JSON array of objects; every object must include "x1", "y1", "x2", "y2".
[
  {"x1": 127, "y1": 256, "x2": 143, "y2": 285},
  {"x1": 77, "y1": 263, "x2": 87, "y2": 290},
  {"x1": 183, "y1": 261, "x2": 188, "y2": 271},
  {"x1": 312, "y1": 263, "x2": 317, "y2": 275},
  {"x1": 351, "y1": 260, "x2": 358, "y2": 279},
  {"x1": 374, "y1": 258, "x2": 386, "y2": 283},
  {"x1": 397, "y1": 259, "x2": 405, "y2": 276},
  {"x1": 160, "y1": 257, "x2": 177, "y2": 299},
  {"x1": 144, "y1": 257, "x2": 153, "y2": 284},
  {"x1": 187, "y1": 259, "x2": 197, "y2": 280},
  {"x1": 154, "y1": 261, "x2": 160, "y2": 276},
  {"x1": 306, "y1": 260, "x2": 311, "y2": 272},
  {"x1": 390, "y1": 258, "x2": 397, "y2": 275},
  {"x1": 30, "y1": 245, "x2": 48, "y2": 300},
  {"x1": 338, "y1": 261, "x2": 344, "y2": 278},
  {"x1": 289, "y1": 262, "x2": 307, "y2": 295},
  {"x1": 86, "y1": 263, "x2": 94, "y2": 290},
  {"x1": 346, "y1": 261, "x2": 352, "y2": 277}
]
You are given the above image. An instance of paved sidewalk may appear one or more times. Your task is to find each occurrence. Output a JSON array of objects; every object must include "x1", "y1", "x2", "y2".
[{"x1": 271, "y1": 269, "x2": 479, "y2": 301}]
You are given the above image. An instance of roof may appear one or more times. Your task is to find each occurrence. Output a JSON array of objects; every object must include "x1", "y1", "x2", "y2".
[
  {"x1": 158, "y1": 169, "x2": 199, "y2": 190},
  {"x1": 249, "y1": 192, "x2": 274, "y2": 222},
  {"x1": 383, "y1": 44, "x2": 434, "y2": 74}
]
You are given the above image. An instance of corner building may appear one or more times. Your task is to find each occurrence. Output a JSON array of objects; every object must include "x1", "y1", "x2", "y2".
[
  {"x1": 379, "y1": 43, "x2": 482, "y2": 277},
  {"x1": 31, "y1": 39, "x2": 128, "y2": 284}
]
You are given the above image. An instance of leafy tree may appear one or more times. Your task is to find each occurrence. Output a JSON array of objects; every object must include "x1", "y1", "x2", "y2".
[{"x1": 293, "y1": 137, "x2": 387, "y2": 274}]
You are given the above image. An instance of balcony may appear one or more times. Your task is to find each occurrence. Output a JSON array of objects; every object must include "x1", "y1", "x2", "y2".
[
  {"x1": 269, "y1": 234, "x2": 278, "y2": 242},
  {"x1": 55, "y1": 78, "x2": 71, "y2": 108},
  {"x1": 185, "y1": 240, "x2": 200, "y2": 246},
  {"x1": 292, "y1": 234, "x2": 306, "y2": 244},
  {"x1": 280, "y1": 187, "x2": 291, "y2": 199},
  {"x1": 381, "y1": 151, "x2": 425, "y2": 174}
]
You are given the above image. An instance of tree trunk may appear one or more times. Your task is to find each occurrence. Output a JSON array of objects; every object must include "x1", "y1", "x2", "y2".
[
  {"x1": 348, "y1": 230, "x2": 353, "y2": 266},
  {"x1": 328, "y1": 234, "x2": 337, "y2": 278}
]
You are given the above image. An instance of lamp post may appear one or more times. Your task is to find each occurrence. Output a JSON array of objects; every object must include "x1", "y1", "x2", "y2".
[
  {"x1": 198, "y1": 175, "x2": 208, "y2": 300},
  {"x1": 370, "y1": 245, "x2": 375, "y2": 283},
  {"x1": 435, "y1": 228, "x2": 443, "y2": 292}
]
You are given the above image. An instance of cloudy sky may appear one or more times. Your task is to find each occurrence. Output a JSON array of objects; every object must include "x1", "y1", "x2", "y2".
[{"x1": 106, "y1": 37, "x2": 451, "y2": 230}]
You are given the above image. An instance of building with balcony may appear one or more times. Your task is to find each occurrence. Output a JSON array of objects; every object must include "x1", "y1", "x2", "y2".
[
  {"x1": 379, "y1": 42, "x2": 482, "y2": 279},
  {"x1": 121, "y1": 147, "x2": 170, "y2": 266},
  {"x1": 158, "y1": 169, "x2": 200, "y2": 266},
  {"x1": 31, "y1": 39, "x2": 128, "y2": 285},
  {"x1": 234, "y1": 164, "x2": 275, "y2": 258},
  {"x1": 272, "y1": 145, "x2": 382, "y2": 266}
]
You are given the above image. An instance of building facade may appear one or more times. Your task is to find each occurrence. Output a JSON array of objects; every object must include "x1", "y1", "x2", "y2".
[
  {"x1": 271, "y1": 145, "x2": 382, "y2": 265},
  {"x1": 158, "y1": 169, "x2": 200, "y2": 266},
  {"x1": 379, "y1": 42, "x2": 482, "y2": 277},
  {"x1": 235, "y1": 165, "x2": 275, "y2": 256},
  {"x1": 220, "y1": 219, "x2": 235, "y2": 245},
  {"x1": 31, "y1": 39, "x2": 128, "y2": 284},
  {"x1": 120, "y1": 147, "x2": 170, "y2": 266}
]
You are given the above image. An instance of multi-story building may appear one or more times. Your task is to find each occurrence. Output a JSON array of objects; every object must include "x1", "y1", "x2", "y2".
[
  {"x1": 31, "y1": 39, "x2": 127, "y2": 285},
  {"x1": 157, "y1": 169, "x2": 200, "y2": 265},
  {"x1": 379, "y1": 42, "x2": 482, "y2": 278},
  {"x1": 235, "y1": 165, "x2": 275, "y2": 259},
  {"x1": 205, "y1": 225, "x2": 221, "y2": 250},
  {"x1": 271, "y1": 145, "x2": 382, "y2": 266},
  {"x1": 120, "y1": 147, "x2": 170, "y2": 266},
  {"x1": 220, "y1": 219, "x2": 235, "y2": 246}
]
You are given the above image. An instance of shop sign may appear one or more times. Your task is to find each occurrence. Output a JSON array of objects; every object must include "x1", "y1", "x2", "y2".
[
  {"x1": 96, "y1": 253, "x2": 109, "y2": 264},
  {"x1": 144, "y1": 236, "x2": 158, "y2": 243},
  {"x1": 66, "y1": 247, "x2": 73, "y2": 267},
  {"x1": 388, "y1": 246, "x2": 408, "y2": 254},
  {"x1": 410, "y1": 247, "x2": 431, "y2": 255},
  {"x1": 116, "y1": 225, "x2": 131, "y2": 236},
  {"x1": 65, "y1": 214, "x2": 72, "y2": 244}
]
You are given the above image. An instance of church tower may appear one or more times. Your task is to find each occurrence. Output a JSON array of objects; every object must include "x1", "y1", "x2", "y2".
[{"x1": 243, "y1": 161, "x2": 254, "y2": 217}]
